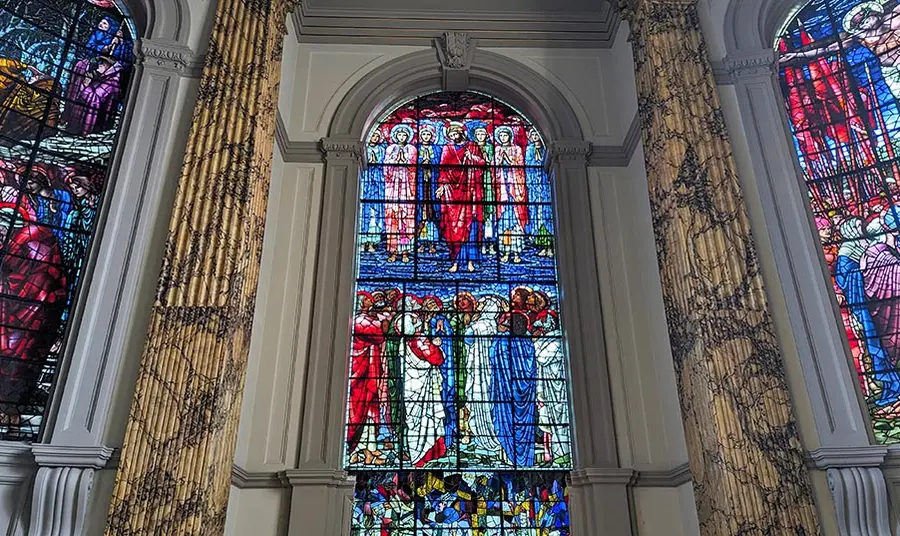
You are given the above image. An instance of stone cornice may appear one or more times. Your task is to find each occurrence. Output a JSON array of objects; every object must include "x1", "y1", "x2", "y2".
[
  {"x1": 805, "y1": 446, "x2": 889, "y2": 469},
  {"x1": 137, "y1": 39, "x2": 204, "y2": 77},
  {"x1": 570, "y1": 467, "x2": 636, "y2": 486},
  {"x1": 31, "y1": 444, "x2": 115, "y2": 469},
  {"x1": 292, "y1": 5, "x2": 619, "y2": 48},
  {"x1": 231, "y1": 464, "x2": 288, "y2": 489}
]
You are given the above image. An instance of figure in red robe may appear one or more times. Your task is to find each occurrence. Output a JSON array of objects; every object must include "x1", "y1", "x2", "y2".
[
  {"x1": 436, "y1": 121, "x2": 485, "y2": 273},
  {"x1": 347, "y1": 291, "x2": 393, "y2": 465},
  {"x1": 0, "y1": 204, "x2": 67, "y2": 417}
]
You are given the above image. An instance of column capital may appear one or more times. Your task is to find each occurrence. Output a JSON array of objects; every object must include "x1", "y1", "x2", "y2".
[
  {"x1": 320, "y1": 137, "x2": 364, "y2": 164},
  {"x1": 31, "y1": 444, "x2": 115, "y2": 469},
  {"x1": 724, "y1": 49, "x2": 778, "y2": 81},
  {"x1": 549, "y1": 140, "x2": 592, "y2": 167},
  {"x1": 618, "y1": 0, "x2": 698, "y2": 23}
]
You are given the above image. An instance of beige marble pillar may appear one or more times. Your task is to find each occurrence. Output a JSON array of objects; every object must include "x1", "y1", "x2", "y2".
[
  {"x1": 622, "y1": 0, "x2": 822, "y2": 533},
  {"x1": 104, "y1": 0, "x2": 295, "y2": 533}
]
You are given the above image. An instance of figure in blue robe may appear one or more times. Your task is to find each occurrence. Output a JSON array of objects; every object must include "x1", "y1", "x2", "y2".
[
  {"x1": 491, "y1": 309, "x2": 536, "y2": 467},
  {"x1": 525, "y1": 130, "x2": 552, "y2": 255},
  {"x1": 361, "y1": 131, "x2": 386, "y2": 250},
  {"x1": 836, "y1": 216, "x2": 900, "y2": 404},
  {"x1": 85, "y1": 17, "x2": 119, "y2": 57},
  {"x1": 417, "y1": 124, "x2": 442, "y2": 253}
]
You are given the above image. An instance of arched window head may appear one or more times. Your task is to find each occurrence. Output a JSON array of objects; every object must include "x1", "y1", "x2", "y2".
[
  {"x1": 778, "y1": 0, "x2": 900, "y2": 443},
  {"x1": 0, "y1": 0, "x2": 135, "y2": 440},
  {"x1": 346, "y1": 92, "x2": 572, "y2": 533}
]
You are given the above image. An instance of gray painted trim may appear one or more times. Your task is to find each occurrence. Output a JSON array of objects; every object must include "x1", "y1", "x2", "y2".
[
  {"x1": 275, "y1": 114, "x2": 324, "y2": 163},
  {"x1": 805, "y1": 446, "x2": 888, "y2": 469},
  {"x1": 710, "y1": 60, "x2": 733, "y2": 86},
  {"x1": 231, "y1": 465, "x2": 288, "y2": 489},
  {"x1": 632, "y1": 463, "x2": 693, "y2": 488},
  {"x1": 292, "y1": 5, "x2": 619, "y2": 48},
  {"x1": 277, "y1": 112, "x2": 641, "y2": 167},
  {"x1": 586, "y1": 113, "x2": 641, "y2": 168}
]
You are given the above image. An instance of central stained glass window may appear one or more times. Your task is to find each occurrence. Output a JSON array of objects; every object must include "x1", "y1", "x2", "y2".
[{"x1": 346, "y1": 92, "x2": 572, "y2": 534}]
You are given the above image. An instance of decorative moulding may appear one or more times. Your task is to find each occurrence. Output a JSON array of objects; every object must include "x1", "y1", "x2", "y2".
[
  {"x1": 136, "y1": 38, "x2": 204, "y2": 77},
  {"x1": 30, "y1": 444, "x2": 115, "y2": 469},
  {"x1": 230, "y1": 465, "x2": 351, "y2": 490},
  {"x1": 291, "y1": 3, "x2": 620, "y2": 49},
  {"x1": 231, "y1": 465, "x2": 288, "y2": 489},
  {"x1": 632, "y1": 463, "x2": 693, "y2": 488},
  {"x1": 550, "y1": 140, "x2": 593, "y2": 166},
  {"x1": 570, "y1": 467, "x2": 636, "y2": 487},
  {"x1": 277, "y1": 113, "x2": 642, "y2": 168},
  {"x1": 806, "y1": 445, "x2": 889, "y2": 469}
]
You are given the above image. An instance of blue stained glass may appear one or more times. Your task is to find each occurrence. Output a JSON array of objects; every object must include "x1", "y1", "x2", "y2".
[
  {"x1": 345, "y1": 92, "x2": 572, "y2": 532},
  {"x1": 778, "y1": 0, "x2": 900, "y2": 442},
  {"x1": 0, "y1": 0, "x2": 134, "y2": 440}
]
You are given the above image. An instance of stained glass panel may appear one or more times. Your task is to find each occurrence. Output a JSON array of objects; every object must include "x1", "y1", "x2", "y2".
[
  {"x1": 778, "y1": 0, "x2": 900, "y2": 441},
  {"x1": 0, "y1": 0, "x2": 133, "y2": 440},
  {"x1": 347, "y1": 92, "x2": 572, "y2": 532}
]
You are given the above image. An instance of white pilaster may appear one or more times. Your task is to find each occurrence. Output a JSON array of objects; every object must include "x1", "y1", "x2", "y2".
[
  {"x1": 281, "y1": 138, "x2": 362, "y2": 536},
  {"x1": 25, "y1": 39, "x2": 204, "y2": 536}
]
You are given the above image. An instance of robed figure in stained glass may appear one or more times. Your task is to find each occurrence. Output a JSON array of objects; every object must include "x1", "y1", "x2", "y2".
[
  {"x1": 0, "y1": 205, "x2": 67, "y2": 415},
  {"x1": 438, "y1": 121, "x2": 485, "y2": 273},
  {"x1": 491, "y1": 287, "x2": 537, "y2": 467},
  {"x1": 361, "y1": 131, "x2": 386, "y2": 252}
]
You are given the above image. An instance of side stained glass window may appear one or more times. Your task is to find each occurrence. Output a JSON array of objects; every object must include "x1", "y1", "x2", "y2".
[
  {"x1": 0, "y1": 0, "x2": 134, "y2": 440},
  {"x1": 346, "y1": 92, "x2": 572, "y2": 534},
  {"x1": 778, "y1": 0, "x2": 900, "y2": 442}
]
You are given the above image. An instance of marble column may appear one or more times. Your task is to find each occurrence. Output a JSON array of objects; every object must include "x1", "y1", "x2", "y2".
[
  {"x1": 104, "y1": 0, "x2": 296, "y2": 533},
  {"x1": 621, "y1": 0, "x2": 821, "y2": 533}
]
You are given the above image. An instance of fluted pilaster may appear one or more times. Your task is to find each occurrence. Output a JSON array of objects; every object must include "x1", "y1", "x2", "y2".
[
  {"x1": 105, "y1": 0, "x2": 296, "y2": 533},
  {"x1": 621, "y1": 0, "x2": 821, "y2": 533}
]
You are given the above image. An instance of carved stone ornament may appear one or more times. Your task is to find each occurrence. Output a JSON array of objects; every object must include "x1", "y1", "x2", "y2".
[
  {"x1": 137, "y1": 39, "x2": 204, "y2": 77},
  {"x1": 724, "y1": 50, "x2": 777, "y2": 81},
  {"x1": 320, "y1": 138, "x2": 364, "y2": 163},
  {"x1": 550, "y1": 140, "x2": 593, "y2": 164},
  {"x1": 438, "y1": 32, "x2": 473, "y2": 69}
]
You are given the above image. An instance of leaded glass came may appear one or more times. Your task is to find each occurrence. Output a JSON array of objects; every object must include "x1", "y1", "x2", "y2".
[
  {"x1": 346, "y1": 92, "x2": 572, "y2": 534},
  {"x1": 778, "y1": 0, "x2": 900, "y2": 442},
  {"x1": 0, "y1": 0, "x2": 134, "y2": 440}
]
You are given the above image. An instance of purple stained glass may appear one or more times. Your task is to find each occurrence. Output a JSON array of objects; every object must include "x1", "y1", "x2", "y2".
[
  {"x1": 778, "y1": 0, "x2": 900, "y2": 441},
  {"x1": 0, "y1": 0, "x2": 134, "y2": 440},
  {"x1": 346, "y1": 92, "x2": 572, "y2": 533}
]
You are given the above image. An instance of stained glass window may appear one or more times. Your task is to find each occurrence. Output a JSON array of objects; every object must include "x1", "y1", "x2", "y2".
[
  {"x1": 778, "y1": 0, "x2": 900, "y2": 442},
  {"x1": 346, "y1": 92, "x2": 572, "y2": 534},
  {"x1": 0, "y1": 0, "x2": 134, "y2": 440}
]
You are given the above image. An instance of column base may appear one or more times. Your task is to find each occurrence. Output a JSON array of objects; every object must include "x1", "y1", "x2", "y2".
[
  {"x1": 283, "y1": 469, "x2": 353, "y2": 536},
  {"x1": 569, "y1": 468, "x2": 634, "y2": 536}
]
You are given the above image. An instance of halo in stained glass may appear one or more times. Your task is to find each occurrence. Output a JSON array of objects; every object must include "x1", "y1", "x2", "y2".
[
  {"x1": 777, "y1": 0, "x2": 900, "y2": 442},
  {"x1": 0, "y1": 0, "x2": 134, "y2": 440},
  {"x1": 346, "y1": 91, "x2": 572, "y2": 535}
]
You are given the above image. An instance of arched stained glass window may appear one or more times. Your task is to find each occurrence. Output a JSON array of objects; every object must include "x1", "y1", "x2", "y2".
[
  {"x1": 346, "y1": 92, "x2": 572, "y2": 534},
  {"x1": 0, "y1": 0, "x2": 134, "y2": 440},
  {"x1": 778, "y1": 0, "x2": 900, "y2": 442}
]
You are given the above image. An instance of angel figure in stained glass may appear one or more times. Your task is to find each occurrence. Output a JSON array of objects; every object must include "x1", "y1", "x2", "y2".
[
  {"x1": 417, "y1": 124, "x2": 442, "y2": 254},
  {"x1": 384, "y1": 124, "x2": 417, "y2": 263},
  {"x1": 463, "y1": 295, "x2": 507, "y2": 463},
  {"x1": 494, "y1": 126, "x2": 528, "y2": 264}
]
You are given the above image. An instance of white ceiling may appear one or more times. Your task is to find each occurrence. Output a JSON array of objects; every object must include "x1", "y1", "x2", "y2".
[{"x1": 294, "y1": 0, "x2": 618, "y2": 47}]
